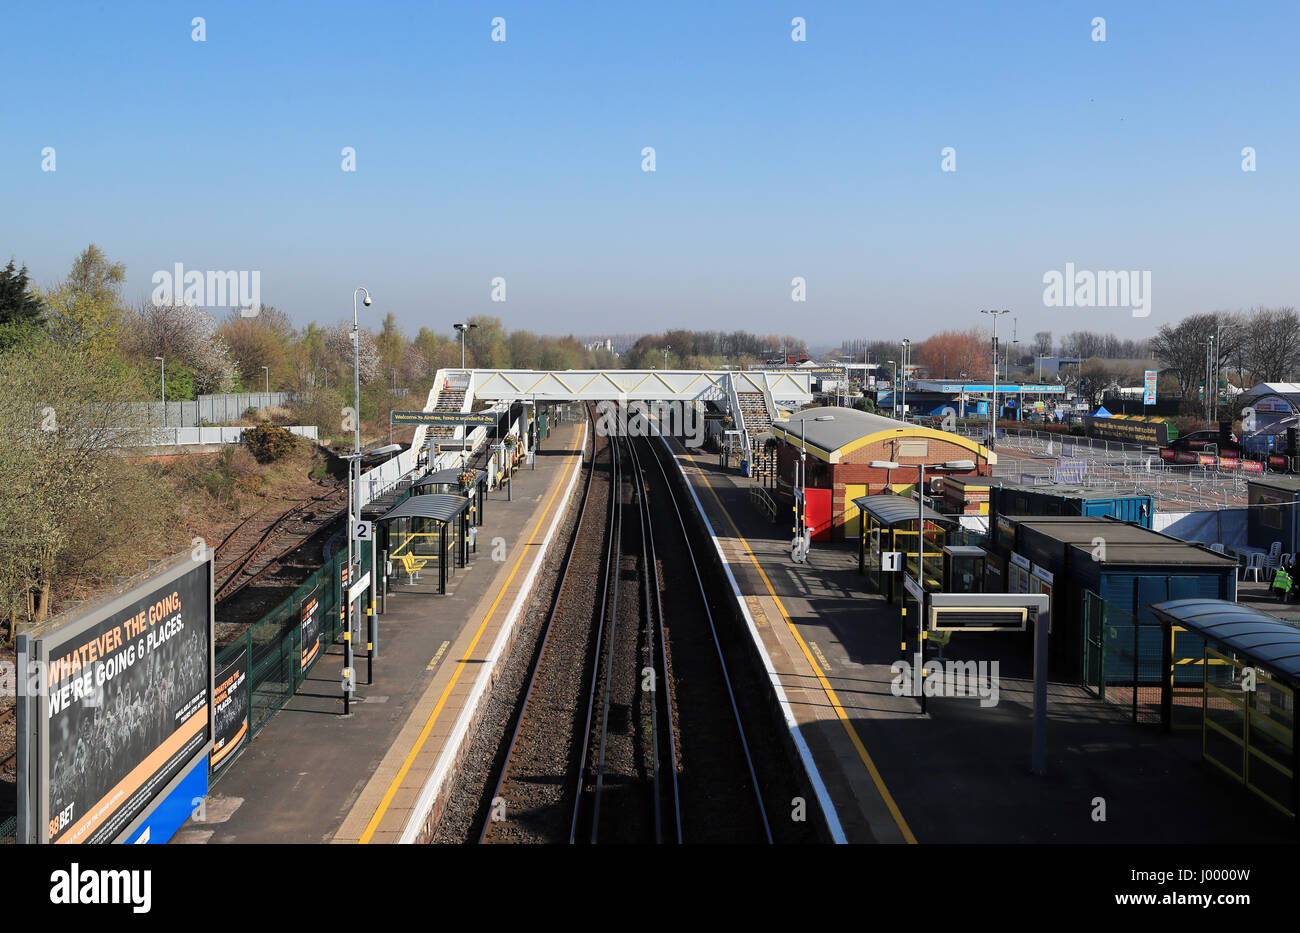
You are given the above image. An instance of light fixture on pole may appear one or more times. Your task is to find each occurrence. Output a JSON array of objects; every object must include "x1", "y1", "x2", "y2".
[
  {"x1": 155, "y1": 356, "x2": 166, "y2": 427},
  {"x1": 980, "y1": 309, "x2": 1011, "y2": 450},
  {"x1": 344, "y1": 286, "x2": 372, "y2": 714},
  {"x1": 454, "y1": 321, "x2": 478, "y2": 370},
  {"x1": 261, "y1": 365, "x2": 269, "y2": 395},
  {"x1": 900, "y1": 339, "x2": 910, "y2": 423},
  {"x1": 869, "y1": 458, "x2": 975, "y2": 711},
  {"x1": 663, "y1": 345, "x2": 671, "y2": 368},
  {"x1": 887, "y1": 360, "x2": 897, "y2": 418}
]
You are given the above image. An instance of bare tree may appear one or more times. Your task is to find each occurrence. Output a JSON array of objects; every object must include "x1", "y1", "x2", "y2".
[
  {"x1": 325, "y1": 321, "x2": 380, "y2": 384},
  {"x1": 123, "y1": 300, "x2": 236, "y2": 393},
  {"x1": 1242, "y1": 306, "x2": 1300, "y2": 384},
  {"x1": 1148, "y1": 311, "x2": 1242, "y2": 408}
]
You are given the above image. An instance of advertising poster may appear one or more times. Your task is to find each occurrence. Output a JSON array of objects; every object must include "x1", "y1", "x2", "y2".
[
  {"x1": 210, "y1": 645, "x2": 249, "y2": 770},
  {"x1": 300, "y1": 586, "x2": 321, "y2": 671},
  {"x1": 42, "y1": 558, "x2": 211, "y2": 844}
]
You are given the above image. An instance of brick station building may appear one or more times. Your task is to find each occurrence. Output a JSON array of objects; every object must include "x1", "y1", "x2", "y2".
[{"x1": 771, "y1": 406, "x2": 995, "y2": 541}]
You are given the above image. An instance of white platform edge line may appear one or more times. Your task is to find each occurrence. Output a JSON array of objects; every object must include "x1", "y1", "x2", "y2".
[
  {"x1": 663, "y1": 438, "x2": 847, "y2": 844},
  {"x1": 397, "y1": 422, "x2": 589, "y2": 843}
]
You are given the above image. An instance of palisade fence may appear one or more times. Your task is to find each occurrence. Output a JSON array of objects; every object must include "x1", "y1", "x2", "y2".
[
  {"x1": 210, "y1": 542, "x2": 374, "y2": 780},
  {"x1": 137, "y1": 391, "x2": 297, "y2": 428}
]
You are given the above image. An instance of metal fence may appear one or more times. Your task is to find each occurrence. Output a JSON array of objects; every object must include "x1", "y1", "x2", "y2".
[
  {"x1": 136, "y1": 392, "x2": 297, "y2": 428},
  {"x1": 1082, "y1": 590, "x2": 1208, "y2": 725},
  {"x1": 969, "y1": 427, "x2": 1258, "y2": 511},
  {"x1": 130, "y1": 424, "x2": 319, "y2": 448},
  {"x1": 210, "y1": 542, "x2": 373, "y2": 779}
]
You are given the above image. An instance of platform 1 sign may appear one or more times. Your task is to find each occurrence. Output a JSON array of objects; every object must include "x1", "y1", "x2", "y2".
[
  {"x1": 390, "y1": 410, "x2": 496, "y2": 427},
  {"x1": 16, "y1": 549, "x2": 214, "y2": 845}
]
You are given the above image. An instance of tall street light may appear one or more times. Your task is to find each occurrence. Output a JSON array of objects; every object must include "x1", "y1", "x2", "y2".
[
  {"x1": 869, "y1": 457, "x2": 975, "y2": 711},
  {"x1": 775, "y1": 413, "x2": 834, "y2": 559},
  {"x1": 900, "y1": 339, "x2": 910, "y2": 423},
  {"x1": 887, "y1": 360, "x2": 897, "y2": 418},
  {"x1": 261, "y1": 365, "x2": 269, "y2": 395},
  {"x1": 980, "y1": 309, "x2": 1010, "y2": 449},
  {"x1": 663, "y1": 345, "x2": 671, "y2": 368},
  {"x1": 155, "y1": 356, "x2": 166, "y2": 427},
  {"x1": 345, "y1": 286, "x2": 371, "y2": 712},
  {"x1": 454, "y1": 321, "x2": 478, "y2": 370}
]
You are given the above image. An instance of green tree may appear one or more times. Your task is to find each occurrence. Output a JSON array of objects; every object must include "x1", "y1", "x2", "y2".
[
  {"x1": 0, "y1": 258, "x2": 45, "y2": 349},
  {"x1": 0, "y1": 341, "x2": 152, "y2": 636},
  {"x1": 40, "y1": 243, "x2": 128, "y2": 356}
]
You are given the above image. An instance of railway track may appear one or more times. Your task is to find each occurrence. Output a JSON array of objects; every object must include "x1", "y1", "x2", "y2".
[
  {"x1": 478, "y1": 405, "x2": 774, "y2": 844},
  {"x1": 213, "y1": 481, "x2": 347, "y2": 603}
]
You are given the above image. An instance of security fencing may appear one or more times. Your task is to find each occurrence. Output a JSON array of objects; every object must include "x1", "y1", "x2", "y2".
[
  {"x1": 1082, "y1": 590, "x2": 1210, "y2": 726},
  {"x1": 136, "y1": 392, "x2": 298, "y2": 428},
  {"x1": 210, "y1": 542, "x2": 374, "y2": 780},
  {"x1": 975, "y1": 428, "x2": 1257, "y2": 511},
  {"x1": 131, "y1": 425, "x2": 319, "y2": 448}
]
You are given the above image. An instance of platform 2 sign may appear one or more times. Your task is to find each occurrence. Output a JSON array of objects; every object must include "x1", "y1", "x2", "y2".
[
  {"x1": 17, "y1": 550, "x2": 213, "y2": 844},
  {"x1": 211, "y1": 644, "x2": 249, "y2": 771},
  {"x1": 390, "y1": 410, "x2": 496, "y2": 427},
  {"x1": 300, "y1": 586, "x2": 321, "y2": 672}
]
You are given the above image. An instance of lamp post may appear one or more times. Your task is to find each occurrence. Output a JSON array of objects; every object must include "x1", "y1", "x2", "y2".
[
  {"x1": 663, "y1": 345, "x2": 671, "y2": 368},
  {"x1": 980, "y1": 309, "x2": 1010, "y2": 449},
  {"x1": 887, "y1": 360, "x2": 897, "y2": 418},
  {"x1": 869, "y1": 458, "x2": 975, "y2": 712},
  {"x1": 154, "y1": 357, "x2": 166, "y2": 427},
  {"x1": 775, "y1": 414, "x2": 834, "y2": 560},
  {"x1": 900, "y1": 339, "x2": 910, "y2": 423},
  {"x1": 454, "y1": 321, "x2": 478, "y2": 370},
  {"x1": 261, "y1": 365, "x2": 269, "y2": 396},
  {"x1": 345, "y1": 286, "x2": 372, "y2": 713}
]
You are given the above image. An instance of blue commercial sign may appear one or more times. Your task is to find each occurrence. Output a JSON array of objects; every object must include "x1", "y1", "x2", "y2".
[{"x1": 938, "y1": 384, "x2": 1067, "y2": 394}]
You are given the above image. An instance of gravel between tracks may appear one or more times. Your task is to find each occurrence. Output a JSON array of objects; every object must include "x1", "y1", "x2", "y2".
[{"x1": 433, "y1": 427, "x2": 606, "y2": 843}]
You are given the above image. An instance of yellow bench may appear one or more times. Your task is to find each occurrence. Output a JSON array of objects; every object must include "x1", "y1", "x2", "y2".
[{"x1": 399, "y1": 553, "x2": 429, "y2": 575}]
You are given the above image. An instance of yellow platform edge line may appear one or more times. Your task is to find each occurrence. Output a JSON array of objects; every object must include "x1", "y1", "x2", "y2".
[
  {"x1": 358, "y1": 428, "x2": 584, "y2": 844},
  {"x1": 688, "y1": 455, "x2": 919, "y2": 845}
]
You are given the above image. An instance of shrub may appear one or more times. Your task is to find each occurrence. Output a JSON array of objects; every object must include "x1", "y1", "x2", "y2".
[
  {"x1": 244, "y1": 423, "x2": 297, "y2": 463},
  {"x1": 244, "y1": 406, "x2": 260, "y2": 419}
]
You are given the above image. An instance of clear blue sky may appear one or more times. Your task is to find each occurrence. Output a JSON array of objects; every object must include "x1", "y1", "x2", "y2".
[{"x1": 2, "y1": 1, "x2": 1296, "y2": 345}]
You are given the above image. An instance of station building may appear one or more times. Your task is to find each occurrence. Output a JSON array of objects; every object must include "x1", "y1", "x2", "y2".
[{"x1": 771, "y1": 406, "x2": 994, "y2": 542}]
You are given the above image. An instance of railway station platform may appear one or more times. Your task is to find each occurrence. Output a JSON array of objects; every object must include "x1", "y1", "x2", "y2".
[
  {"x1": 172, "y1": 421, "x2": 587, "y2": 844},
  {"x1": 669, "y1": 447, "x2": 1295, "y2": 844}
]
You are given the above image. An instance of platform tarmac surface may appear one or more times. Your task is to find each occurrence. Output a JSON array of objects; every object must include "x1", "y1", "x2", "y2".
[
  {"x1": 173, "y1": 422, "x2": 585, "y2": 844},
  {"x1": 673, "y1": 448, "x2": 1294, "y2": 844}
]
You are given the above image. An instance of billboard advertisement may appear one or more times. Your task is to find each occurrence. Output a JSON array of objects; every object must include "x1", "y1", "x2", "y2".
[
  {"x1": 210, "y1": 644, "x2": 249, "y2": 771},
  {"x1": 18, "y1": 550, "x2": 213, "y2": 844},
  {"x1": 1144, "y1": 370, "x2": 1157, "y2": 405},
  {"x1": 300, "y1": 586, "x2": 321, "y2": 671},
  {"x1": 1084, "y1": 415, "x2": 1169, "y2": 446}
]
